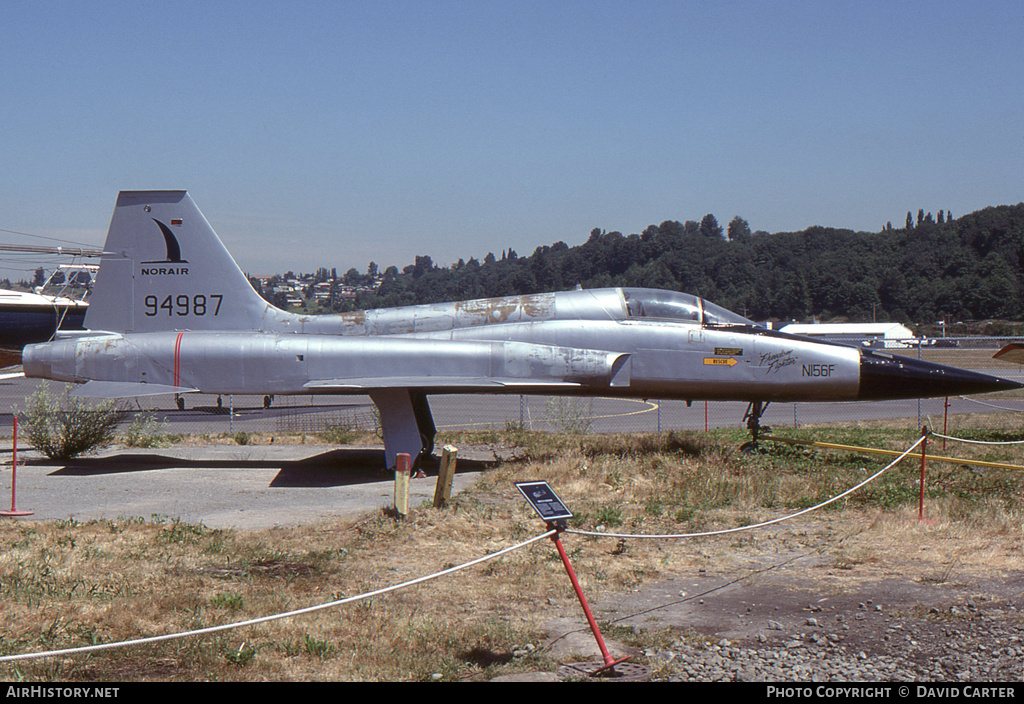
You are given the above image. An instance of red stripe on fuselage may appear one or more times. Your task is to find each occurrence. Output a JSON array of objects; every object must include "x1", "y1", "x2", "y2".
[{"x1": 174, "y1": 332, "x2": 184, "y2": 387}]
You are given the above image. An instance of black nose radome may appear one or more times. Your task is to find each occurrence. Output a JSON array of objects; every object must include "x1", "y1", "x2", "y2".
[{"x1": 858, "y1": 350, "x2": 1022, "y2": 400}]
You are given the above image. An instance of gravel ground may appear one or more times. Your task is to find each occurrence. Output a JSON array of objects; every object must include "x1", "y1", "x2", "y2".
[
  {"x1": 631, "y1": 571, "x2": 1024, "y2": 682},
  {"x1": 535, "y1": 525, "x2": 1024, "y2": 683}
]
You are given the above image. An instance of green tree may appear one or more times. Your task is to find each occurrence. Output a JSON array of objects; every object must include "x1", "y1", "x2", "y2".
[
  {"x1": 699, "y1": 214, "x2": 723, "y2": 239},
  {"x1": 727, "y1": 216, "x2": 752, "y2": 243}
]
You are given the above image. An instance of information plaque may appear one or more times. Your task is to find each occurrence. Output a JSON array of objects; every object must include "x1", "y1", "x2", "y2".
[{"x1": 516, "y1": 481, "x2": 573, "y2": 526}]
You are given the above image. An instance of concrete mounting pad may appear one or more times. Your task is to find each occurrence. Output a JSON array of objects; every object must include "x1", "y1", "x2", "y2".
[{"x1": 0, "y1": 443, "x2": 491, "y2": 529}]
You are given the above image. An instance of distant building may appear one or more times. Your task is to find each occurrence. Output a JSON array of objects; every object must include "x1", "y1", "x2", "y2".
[{"x1": 779, "y1": 322, "x2": 918, "y2": 349}]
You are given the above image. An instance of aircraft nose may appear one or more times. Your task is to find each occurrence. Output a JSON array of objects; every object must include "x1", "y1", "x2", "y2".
[{"x1": 858, "y1": 350, "x2": 1023, "y2": 400}]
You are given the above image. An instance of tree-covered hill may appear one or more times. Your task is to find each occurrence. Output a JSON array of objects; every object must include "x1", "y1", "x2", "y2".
[{"x1": 266, "y1": 203, "x2": 1024, "y2": 326}]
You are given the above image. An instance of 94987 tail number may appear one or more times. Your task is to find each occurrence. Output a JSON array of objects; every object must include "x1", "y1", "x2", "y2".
[{"x1": 144, "y1": 294, "x2": 223, "y2": 317}]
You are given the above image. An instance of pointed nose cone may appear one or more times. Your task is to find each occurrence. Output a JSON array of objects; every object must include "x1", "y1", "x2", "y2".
[{"x1": 859, "y1": 350, "x2": 1023, "y2": 400}]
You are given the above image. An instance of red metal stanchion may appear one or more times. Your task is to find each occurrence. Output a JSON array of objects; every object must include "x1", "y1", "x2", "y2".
[
  {"x1": 516, "y1": 480, "x2": 646, "y2": 679},
  {"x1": 942, "y1": 398, "x2": 950, "y2": 451},
  {"x1": 1, "y1": 417, "x2": 33, "y2": 517},
  {"x1": 918, "y1": 427, "x2": 928, "y2": 522},
  {"x1": 549, "y1": 528, "x2": 632, "y2": 677}
]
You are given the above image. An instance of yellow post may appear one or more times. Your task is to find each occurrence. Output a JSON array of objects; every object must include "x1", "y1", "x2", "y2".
[
  {"x1": 394, "y1": 453, "x2": 411, "y2": 517},
  {"x1": 763, "y1": 435, "x2": 1024, "y2": 471},
  {"x1": 433, "y1": 445, "x2": 458, "y2": 508}
]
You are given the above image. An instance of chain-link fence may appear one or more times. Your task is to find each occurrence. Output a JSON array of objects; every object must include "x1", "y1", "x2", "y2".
[{"x1": 2, "y1": 337, "x2": 1022, "y2": 441}]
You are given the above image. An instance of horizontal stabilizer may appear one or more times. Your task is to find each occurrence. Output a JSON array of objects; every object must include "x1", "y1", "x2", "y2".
[
  {"x1": 994, "y1": 344, "x2": 1024, "y2": 365},
  {"x1": 69, "y1": 381, "x2": 199, "y2": 399}
]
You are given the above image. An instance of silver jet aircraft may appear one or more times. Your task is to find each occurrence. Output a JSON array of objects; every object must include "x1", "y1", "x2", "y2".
[{"x1": 22, "y1": 191, "x2": 1022, "y2": 466}]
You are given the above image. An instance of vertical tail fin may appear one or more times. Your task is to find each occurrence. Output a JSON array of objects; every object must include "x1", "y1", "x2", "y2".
[{"x1": 85, "y1": 191, "x2": 285, "y2": 334}]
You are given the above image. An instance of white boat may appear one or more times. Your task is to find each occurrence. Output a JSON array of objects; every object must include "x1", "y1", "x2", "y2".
[{"x1": 0, "y1": 288, "x2": 88, "y2": 352}]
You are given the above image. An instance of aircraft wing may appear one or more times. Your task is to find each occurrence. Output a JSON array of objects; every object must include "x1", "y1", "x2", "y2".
[
  {"x1": 304, "y1": 377, "x2": 584, "y2": 391},
  {"x1": 47, "y1": 336, "x2": 631, "y2": 398},
  {"x1": 993, "y1": 344, "x2": 1024, "y2": 365},
  {"x1": 69, "y1": 381, "x2": 199, "y2": 398},
  {"x1": 297, "y1": 339, "x2": 631, "y2": 392}
]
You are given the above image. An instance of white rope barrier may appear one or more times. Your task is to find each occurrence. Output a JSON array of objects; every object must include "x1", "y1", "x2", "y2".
[
  {"x1": 0, "y1": 528, "x2": 557, "y2": 664},
  {"x1": 954, "y1": 395, "x2": 1024, "y2": 413},
  {"x1": 927, "y1": 430, "x2": 1024, "y2": 446},
  {"x1": 566, "y1": 436, "x2": 926, "y2": 541},
  {"x1": 0, "y1": 431, "x2": 959, "y2": 665},
  {"x1": 926, "y1": 398, "x2": 1024, "y2": 445}
]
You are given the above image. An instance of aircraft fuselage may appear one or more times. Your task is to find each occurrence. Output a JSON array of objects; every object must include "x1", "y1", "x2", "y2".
[{"x1": 22, "y1": 191, "x2": 1022, "y2": 467}]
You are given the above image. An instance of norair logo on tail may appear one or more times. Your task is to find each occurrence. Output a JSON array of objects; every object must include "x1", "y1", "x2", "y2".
[{"x1": 141, "y1": 219, "x2": 189, "y2": 275}]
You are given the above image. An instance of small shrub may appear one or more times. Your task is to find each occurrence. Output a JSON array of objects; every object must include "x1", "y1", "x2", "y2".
[
  {"x1": 157, "y1": 517, "x2": 207, "y2": 544},
  {"x1": 502, "y1": 419, "x2": 531, "y2": 446},
  {"x1": 594, "y1": 505, "x2": 623, "y2": 527},
  {"x1": 122, "y1": 414, "x2": 170, "y2": 448},
  {"x1": 303, "y1": 634, "x2": 335, "y2": 658},
  {"x1": 544, "y1": 397, "x2": 593, "y2": 435},
  {"x1": 316, "y1": 422, "x2": 356, "y2": 445},
  {"x1": 673, "y1": 506, "x2": 697, "y2": 523},
  {"x1": 211, "y1": 593, "x2": 245, "y2": 611},
  {"x1": 224, "y1": 643, "x2": 256, "y2": 667},
  {"x1": 19, "y1": 383, "x2": 123, "y2": 460}
]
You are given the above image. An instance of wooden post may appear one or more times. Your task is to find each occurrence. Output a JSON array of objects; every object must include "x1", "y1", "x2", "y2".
[
  {"x1": 2, "y1": 416, "x2": 33, "y2": 517},
  {"x1": 433, "y1": 445, "x2": 458, "y2": 508},
  {"x1": 394, "y1": 453, "x2": 411, "y2": 517}
]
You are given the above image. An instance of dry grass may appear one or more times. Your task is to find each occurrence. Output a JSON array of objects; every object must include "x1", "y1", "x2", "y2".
[{"x1": 1, "y1": 421, "x2": 1022, "y2": 681}]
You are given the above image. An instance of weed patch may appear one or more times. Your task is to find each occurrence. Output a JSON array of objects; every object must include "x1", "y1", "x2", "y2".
[{"x1": 19, "y1": 383, "x2": 123, "y2": 460}]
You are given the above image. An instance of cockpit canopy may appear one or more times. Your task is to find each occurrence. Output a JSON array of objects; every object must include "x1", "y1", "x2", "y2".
[{"x1": 621, "y1": 288, "x2": 755, "y2": 327}]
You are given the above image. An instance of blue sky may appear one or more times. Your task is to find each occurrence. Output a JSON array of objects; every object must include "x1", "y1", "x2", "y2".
[{"x1": 1, "y1": 1, "x2": 1021, "y2": 283}]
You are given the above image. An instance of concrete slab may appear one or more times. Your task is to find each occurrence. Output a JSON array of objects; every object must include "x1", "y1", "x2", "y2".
[{"x1": 0, "y1": 443, "x2": 492, "y2": 529}]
